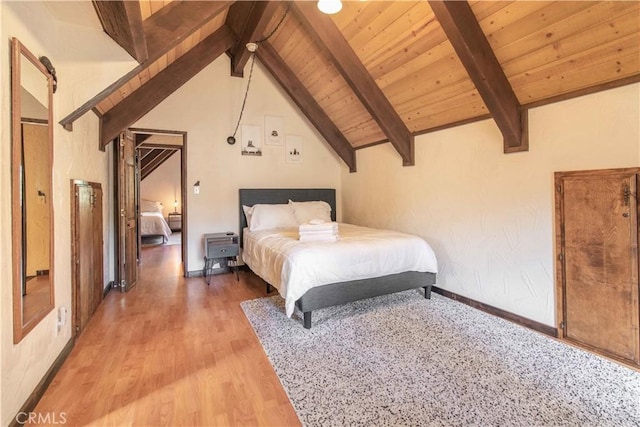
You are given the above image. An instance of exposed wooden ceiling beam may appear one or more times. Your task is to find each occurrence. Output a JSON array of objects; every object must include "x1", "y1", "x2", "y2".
[
  {"x1": 61, "y1": 67, "x2": 144, "y2": 131},
  {"x1": 100, "y1": 26, "x2": 236, "y2": 149},
  {"x1": 140, "y1": 148, "x2": 164, "y2": 169},
  {"x1": 141, "y1": 150, "x2": 176, "y2": 181},
  {"x1": 92, "y1": 0, "x2": 148, "y2": 62},
  {"x1": 138, "y1": 148, "x2": 153, "y2": 161},
  {"x1": 293, "y1": 2, "x2": 414, "y2": 166},
  {"x1": 256, "y1": 41, "x2": 357, "y2": 172},
  {"x1": 135, "y1": 132, "x2": 152, "y2": 147},
  {"x1": 429, "y1": 0, "x2": 528, "y2": 153},
  {"x1": 228, "y1": 1, "x2": 282, "y2": 77},
  {"x1": 144, "y1": 1, "x2": 233, "y2": 59},
  {"x1": 138, "y1": 143, "x2": 182, "y2": 151},
  {"x1": 60, "y1": 1, "x2": 232, "y2": 131},
  {"x1": 225, "y1": 1, "x2": 254, "y2": 36}
]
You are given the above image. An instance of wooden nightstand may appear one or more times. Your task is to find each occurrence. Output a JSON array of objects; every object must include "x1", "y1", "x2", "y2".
[
  {"x1": 203, "y1": 232, "x2": 239, "y2": 284},
  {"x1": 168, "y1": 212, "x2": 181, "y2": 231}
]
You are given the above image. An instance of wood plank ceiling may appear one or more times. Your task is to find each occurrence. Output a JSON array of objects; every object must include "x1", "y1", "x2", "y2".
[{"x1": 62, "y1": 1, "x2": 640, "y2": 172}]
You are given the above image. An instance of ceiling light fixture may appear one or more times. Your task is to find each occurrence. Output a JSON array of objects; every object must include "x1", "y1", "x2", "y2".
[
  {"x1": 317, "y1": 0, "x2": 342, "y2": 14},
  {"x1": 246, "y1": 42, "x2": 258, "y2": 53}
]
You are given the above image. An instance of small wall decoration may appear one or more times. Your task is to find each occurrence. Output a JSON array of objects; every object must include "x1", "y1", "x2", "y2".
[
  {"x1": 241, "y1": 124, "x2": 262, "y2": 156},
  {"x1": 265, "y1": 115, "x2": 284, "y2": 146},
  {"x1": 286, "y1": 135, "x2": 303, "y2": 164}
]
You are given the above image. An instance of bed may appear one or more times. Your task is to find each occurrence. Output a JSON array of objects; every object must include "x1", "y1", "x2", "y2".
[
  {"x1": 239, "y1": 188, "x2": 438, "y2": 329},
  {"x1": 140, "y1": 200, "x2": 172, "y2": 243}
]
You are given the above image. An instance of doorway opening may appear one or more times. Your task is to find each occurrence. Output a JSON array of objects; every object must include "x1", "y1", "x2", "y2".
[{"x1": 131, "y1": 128, "x2": 188, "y2": 276}]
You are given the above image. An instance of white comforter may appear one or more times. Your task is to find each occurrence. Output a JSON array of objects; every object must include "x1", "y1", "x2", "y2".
[
  {"x1": 242, "y1": 223, "x2": 438, "y2": 317},
  {"x1": 140, "y1": 212, "x2": 172, "y2": 240}
]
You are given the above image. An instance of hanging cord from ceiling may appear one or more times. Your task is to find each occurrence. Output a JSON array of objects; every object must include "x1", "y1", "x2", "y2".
[
  {"x1": 255, "y1": 2, "x2": 291, "y2": 43},
  {"x1": 227, "y1": 55, "x2": 256, "y2": 145},
  {"x1": 227, "y1": 3, "x2": 291, "y2": 145}
]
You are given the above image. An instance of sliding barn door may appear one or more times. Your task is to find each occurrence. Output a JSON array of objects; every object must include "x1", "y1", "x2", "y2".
[{"x1": 556, "y1": 169, "x2": 639, "y2": 365}]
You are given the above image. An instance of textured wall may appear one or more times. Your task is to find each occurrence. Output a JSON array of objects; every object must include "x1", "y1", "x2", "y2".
[
  {"x1": 0, "y1": 2, "x2": 136, "y2": 424},
  {"x1": 341, "y1": 84, "x2": 640, "y2": 326}
]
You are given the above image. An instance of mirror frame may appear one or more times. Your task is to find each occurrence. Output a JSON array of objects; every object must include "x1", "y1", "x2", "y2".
[{"x1": 11, "y1": 38, "x2": 55, "y2": 343}]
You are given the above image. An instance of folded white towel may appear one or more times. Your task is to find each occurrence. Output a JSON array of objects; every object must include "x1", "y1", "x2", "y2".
[
  {"x1": 299, "y1": 234, "x2": 340, "y2": 243},
  {"x1": 299, "y1": 229, "x2": 338, "y2": 236},
  {"x1": 309, "y1": 219, "x2": 326, "y2": 225},
  {"x1": 298, "y1": 222, "x2": 338, "y2": 233}
]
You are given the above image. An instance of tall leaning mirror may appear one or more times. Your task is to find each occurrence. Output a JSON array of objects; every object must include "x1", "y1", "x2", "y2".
[{"x1": 11, "y1": 38, "x2": 55, "y2": 343}]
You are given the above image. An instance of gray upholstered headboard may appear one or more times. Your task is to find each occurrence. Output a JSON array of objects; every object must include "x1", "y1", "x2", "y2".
[{"x1": 239, "y1": 188, "x2": 337, "y2": 246}]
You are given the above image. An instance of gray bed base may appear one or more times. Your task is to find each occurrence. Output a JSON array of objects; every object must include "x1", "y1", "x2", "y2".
[
  {"x1": 239, "y1": 188, "x2": 436, "y2": 329},
  {"x1": 270, "y1": 271, "x2": 436, "y2": 328}
]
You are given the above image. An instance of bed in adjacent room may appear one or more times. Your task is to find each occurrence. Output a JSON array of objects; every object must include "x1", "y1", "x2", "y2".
[
  {"x1": 239, "y1": 188, "x2": 438, "y2": 328},
  {"x1": 140, "y1": 199, "x2": 172, "y2": 243}
]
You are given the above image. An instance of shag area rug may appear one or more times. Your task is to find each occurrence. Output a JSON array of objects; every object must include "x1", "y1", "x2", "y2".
[{"x1": 241, "y1": 290, "x2": 640, "y2": 427}]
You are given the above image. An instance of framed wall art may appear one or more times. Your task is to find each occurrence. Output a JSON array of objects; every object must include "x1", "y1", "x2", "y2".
[
  {"x1": 265, "y1": 115, "x2": 284, "y2": 146},
  {"x1": 286, "y1": 135, "x2": 303, "y2": 164},
  {"x1": 241, "y1": 124, "x2": 262, "y2": 156}
]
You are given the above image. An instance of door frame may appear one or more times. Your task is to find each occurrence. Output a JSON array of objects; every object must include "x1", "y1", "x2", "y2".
[
  {"x1": 554, "y1": 167, "x2": 640, "y2": 364},
  {"x1": 129, "y1": 127, "x2": 188, "y2": 275}
]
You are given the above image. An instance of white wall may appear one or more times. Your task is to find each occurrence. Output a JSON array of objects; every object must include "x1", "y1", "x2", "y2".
[
  {"x1": 0, "y1": 2, "x2": 136, "y2": 424},
  {"x1": 134, "y1": 56, "x2": 344, "y2": 272},
  {"x1": 341, "y1": 83, "x2": 640, "y2": 327},
  {"x1": 140, "y1": 150, "x2": 182, "y2": 218}
]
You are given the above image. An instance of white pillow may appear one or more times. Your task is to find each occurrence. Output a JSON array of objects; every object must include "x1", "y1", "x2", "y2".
[
  {"x1": 289, "y1": 200, "x2": 332, "y2": 224},
  {"x1": 140, "y1": 199, "x2": 163, "y2": 213},
  {"x1": 242, "y1": 205, "x2": 253, "y2": 228},
  {"x1": 247, "y1": 204, "x2": 298, "y2": 231}
]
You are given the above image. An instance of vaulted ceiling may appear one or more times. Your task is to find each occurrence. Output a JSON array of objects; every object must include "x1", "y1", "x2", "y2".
[{"x1": 61, "y1": 1, "x2": 640, "y2": 172}]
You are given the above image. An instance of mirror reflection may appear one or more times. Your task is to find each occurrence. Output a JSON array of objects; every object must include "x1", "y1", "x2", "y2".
[{"x1": 12, "y1": 38, "x2": 54, "y2": 343}]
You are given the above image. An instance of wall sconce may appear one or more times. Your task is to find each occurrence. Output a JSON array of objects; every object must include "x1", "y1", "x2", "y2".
[{"x1": 318, "y1": 0, "x2": 342, "y2": 14}]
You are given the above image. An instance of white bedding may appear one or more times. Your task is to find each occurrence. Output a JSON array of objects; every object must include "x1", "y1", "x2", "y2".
[
  {"x1": 242, "y1": 223, "x2": 438, "y2": 317},
  {"x1": 140, "y1": 212, "x2": 172, "y2": 240}
]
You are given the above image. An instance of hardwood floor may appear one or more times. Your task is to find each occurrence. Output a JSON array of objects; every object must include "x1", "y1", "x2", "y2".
[
  {"x1": 32, "y1": 244, "x2": 300, "y2": 426},
  {"x1": 23, "y1": 274, "x2": 51, "y2": 321}
]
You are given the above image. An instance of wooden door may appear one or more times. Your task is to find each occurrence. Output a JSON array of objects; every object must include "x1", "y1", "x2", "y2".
[
  {"x1": 556, "y1": 169, "x2": 639, "y2": 365},
  {"x1": 91, "y1": 185, "x2": 104, "y2": 311},
  {"x1": 117, "y1": 130, "x2": 138, "y2": 292},
  {"x1": 71, "y1": 181, "x2": 103, "y2": 336}
]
